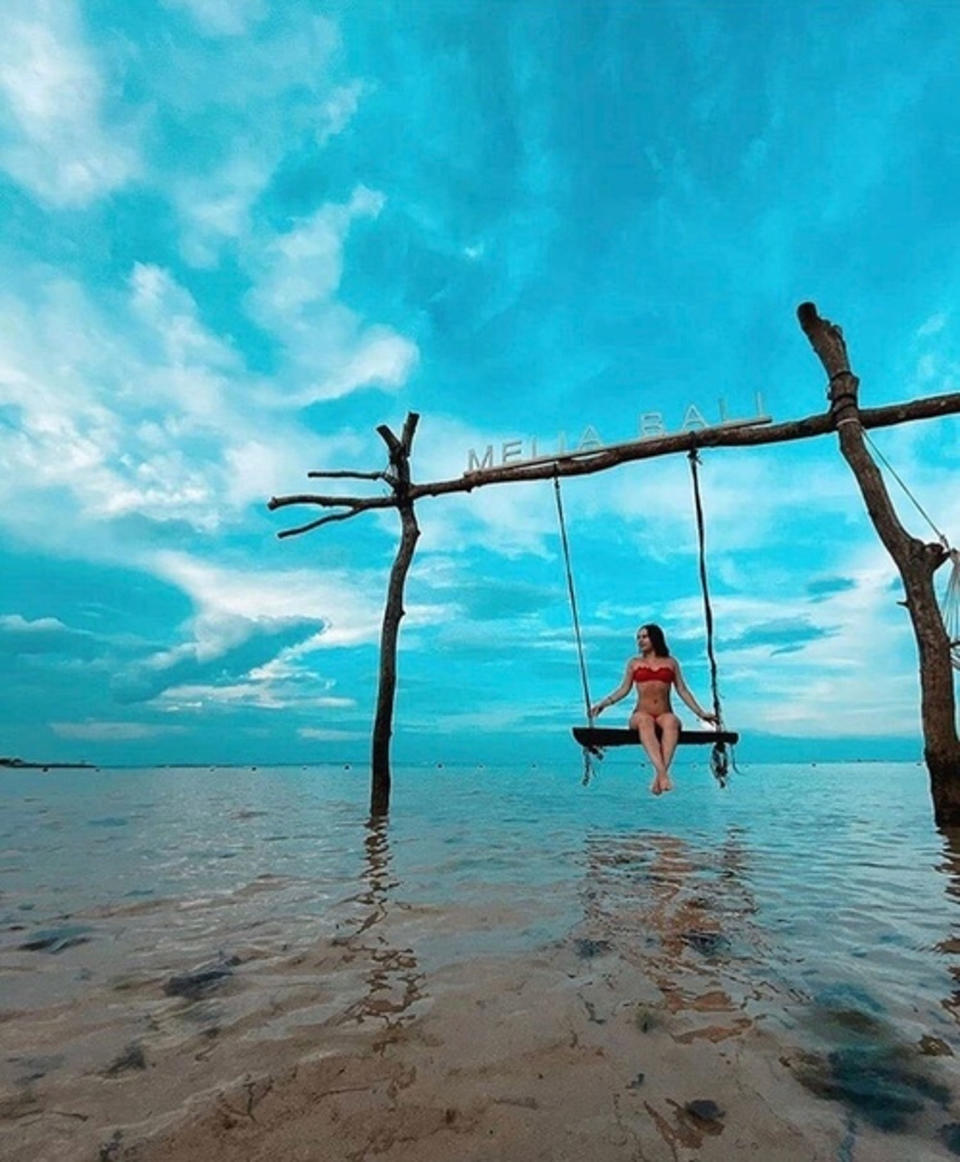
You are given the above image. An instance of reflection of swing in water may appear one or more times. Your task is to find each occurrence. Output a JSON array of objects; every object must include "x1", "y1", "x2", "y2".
[
  {"x1": 554, "y1": 450, "x2": 738, "y2": 788},
  {"x1": 578, "y1": 829, "x2": 763, "y2": 1035}
]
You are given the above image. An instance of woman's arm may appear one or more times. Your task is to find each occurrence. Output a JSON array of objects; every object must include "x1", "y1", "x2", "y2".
[
  {"x1": 590, "y1": 661, "x2": 636, "y2": 718},
  {"x1": 673, "y1": 661, "x2": 718, "y2": 723}
]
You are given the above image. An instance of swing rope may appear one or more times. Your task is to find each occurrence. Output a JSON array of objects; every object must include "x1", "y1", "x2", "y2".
[
  {"x1": 552, "y1": 472, "x2": 597, "y2": 784},
  {"x1": 688, "y1": 449, "x2": 731, "y2": 786},
  {"x1": 861, "y1": 430, "x2": 960, "y2": 668}
]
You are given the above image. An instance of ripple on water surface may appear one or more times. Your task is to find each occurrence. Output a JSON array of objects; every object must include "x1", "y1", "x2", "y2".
[{"x1": 1, "y1": 760, "x2": 959, "y2": 1142}]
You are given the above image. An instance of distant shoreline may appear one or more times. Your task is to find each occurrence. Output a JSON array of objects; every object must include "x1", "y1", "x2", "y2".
[{"x1": 0, "y1": 757, "x2": 96, "y2": 770}]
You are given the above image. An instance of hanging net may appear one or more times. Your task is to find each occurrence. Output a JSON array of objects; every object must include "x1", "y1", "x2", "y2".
[{"x1": 941, "y1": 549, "x2": 960, "y2": 670}]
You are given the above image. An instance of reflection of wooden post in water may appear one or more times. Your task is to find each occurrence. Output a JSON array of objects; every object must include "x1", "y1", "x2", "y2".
[
  {"x1": 356, "y1": 814, "x2": 394, "y2": 935},
  {"x1": 936, "y1": 828, "x2": 960, "y2": 1025},
  {"x1": 338, "y1": 816, "x2": 424, "y2": 1051}
]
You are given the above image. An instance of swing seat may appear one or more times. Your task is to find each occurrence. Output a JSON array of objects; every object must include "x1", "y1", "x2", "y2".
[{"x1": 572, "y1": 726, "x2": 739, "y2": 753}]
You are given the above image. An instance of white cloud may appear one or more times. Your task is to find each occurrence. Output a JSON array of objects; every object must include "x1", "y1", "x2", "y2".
[
  {"x1": 0, "y1": 1, "x2": 139, "y2": 206},
  {"x1": 0, "y1": 280, "x2": 224, "y2": 535},
  {"x1": 175, "y1": 156, "x2": 274, "y2": 268},
  {"x1": 155, "y1": 682, "x2": 354, "y2": 712},
  {"x1": 149, "y1": 14, "x2": 362, "y2": 268},
  {"x1": 248, "y1": 189, "x2": 384, "y2": 319},
  {"x1": 0, "y1": 249, "x2": 428, "y2": 729},
  {"x1": 299, "y1": 726, "x2": 366, "y2": 741},
  {"x1": 245, "y1": 187, "x2": 419, "y2": 403},
  {"x1": 124, "y1": 264, "x2": 252, "y2": 456},
  {"x1": 104, "y1": 548, "x2": 459, "y2": 713},
  {"x1": 162, "y1": 0, "x2": 267, "y2": 37},
  {"x1": 221, "y1": 435, "x2": 360, "y2": 511},
  {"x1": 100, "y1": 552, "x2": 427, "y2": 714},
  {"x1": 149, "y1": 551, "x2": 389, "y2": 645},
  {"x1": 317, "y1": 80, "x2": 369, "y2": 145},
  {"x1": 136, "y1": 550, "x2": 456, "y2": 702},
  {"x1": 0, "y1": 613, "x2": 66, "y2": 633},
  {"x1": 0, "y1": 263, "x2": 370, "y2": 550},
  {"x1": 50, "y1": 720, "x2": 188, "y2": 740},
  {"x1": 918, "y1": 312, "x2": 948, "y2": 339}
]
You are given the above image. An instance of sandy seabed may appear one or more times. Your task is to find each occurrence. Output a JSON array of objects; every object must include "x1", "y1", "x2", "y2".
[{"x1": 3, "y1": 879, "x2": 960, "y2": 1162}]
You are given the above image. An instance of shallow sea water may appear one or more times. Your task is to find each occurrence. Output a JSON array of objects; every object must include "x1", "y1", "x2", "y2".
[{"x1": 2, "y1": 757, "x2": 960, "y2": 1156}]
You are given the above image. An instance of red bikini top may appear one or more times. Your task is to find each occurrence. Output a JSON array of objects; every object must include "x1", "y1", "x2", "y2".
[{"x1": 634, "y1": 664, "x2": 674, "y2": 685}]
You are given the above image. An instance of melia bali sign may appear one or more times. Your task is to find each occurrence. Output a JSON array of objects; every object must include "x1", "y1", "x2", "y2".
[{"x1": 465, "y1": 393, "x2": 770, "y2": 474}]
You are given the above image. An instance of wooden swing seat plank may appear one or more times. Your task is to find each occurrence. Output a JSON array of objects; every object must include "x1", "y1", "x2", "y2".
[{"x1": 572, "y1": 727, "x2": 739, "y2": 749}]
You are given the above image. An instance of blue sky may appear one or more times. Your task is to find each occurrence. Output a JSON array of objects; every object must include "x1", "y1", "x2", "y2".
[{"x1": 2, "y1": 0, "x2": 959, "y2": 767}]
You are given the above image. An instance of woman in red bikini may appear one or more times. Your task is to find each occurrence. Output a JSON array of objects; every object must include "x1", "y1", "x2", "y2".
[{"x1": 589, "y1": 624, "x2": 717, "y2": 795}]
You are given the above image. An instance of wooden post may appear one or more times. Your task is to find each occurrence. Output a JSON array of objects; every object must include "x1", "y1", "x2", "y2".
[
  {"x1": 797, "y1": 303, "x2": 960, "y2": 826},
  {"x1": 370, "y1": 414, "x2": 420, "y2": 816}
]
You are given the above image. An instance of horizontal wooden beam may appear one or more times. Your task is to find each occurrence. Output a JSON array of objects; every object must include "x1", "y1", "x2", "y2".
[
  {"x1": 407, "y1": 390, "x2": 960, "y2": 500},
  {"x1": 483, "y1": 415, "x2": 772, "y2": 474},
  {"x1": 268, "y1": 389, "x2": 960, "y2": 535}
]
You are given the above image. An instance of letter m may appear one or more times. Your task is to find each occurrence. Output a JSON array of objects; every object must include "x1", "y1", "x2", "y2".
[{"x1": 467, "y1": 445, "x2": 494, "y2": 472}]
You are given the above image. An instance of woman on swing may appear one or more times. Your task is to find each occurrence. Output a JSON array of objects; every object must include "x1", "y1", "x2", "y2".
[{"x1": 590, "y1": 624, "x2": 717, "y2": 795}]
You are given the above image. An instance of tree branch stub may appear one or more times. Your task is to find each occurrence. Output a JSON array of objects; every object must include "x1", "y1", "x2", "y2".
[
  {"x1": 377, "y1": 424, "x2": 402, "y2": 456},
  {"x1": 306, "y1": 469, "x2": 390, "y2": 482},
  {"x1": 276, "y1": 510, "x2": 368, "y2": 539},
  {"x1": 400, "y1": 412, "x2": 420, "y2": 454}
]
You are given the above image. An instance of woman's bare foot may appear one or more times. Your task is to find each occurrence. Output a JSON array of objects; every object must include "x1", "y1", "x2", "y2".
[{"x1": 651, "y1": 768, "x2": 669, "y2": 795}]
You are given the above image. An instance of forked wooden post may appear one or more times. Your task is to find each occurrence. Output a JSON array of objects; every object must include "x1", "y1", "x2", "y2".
[
  {"x1": 268, "y1": 412, "x2": 421, "y2": 816},
  {"x1": 797, "y1": 303, "x2": 960, "y2": 826},
  {"x1": 370, "y1": 414, "x2": 420, "y2": 816}
]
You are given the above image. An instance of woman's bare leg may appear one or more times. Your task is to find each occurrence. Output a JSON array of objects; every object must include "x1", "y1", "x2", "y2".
[
  {"x1": 657, "y1": 714, "x2": 681, "y2": 791},
  {"x1": 633, "y1": 712, "x2": 668, "y2": 793}
]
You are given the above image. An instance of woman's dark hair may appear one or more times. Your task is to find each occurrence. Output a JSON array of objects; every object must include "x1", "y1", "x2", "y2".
[{"x1": 640, "y1": 623, "x2": 670, "y2": 656}]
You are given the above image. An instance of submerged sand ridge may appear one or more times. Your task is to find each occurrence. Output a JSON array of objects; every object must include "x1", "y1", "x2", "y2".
[
  {"x1": 3, "y1": 825, "x2": 959, "y2": 1161},
  {"x1": 4, "y1": 935, "x2": 957, "y2": 1161}
]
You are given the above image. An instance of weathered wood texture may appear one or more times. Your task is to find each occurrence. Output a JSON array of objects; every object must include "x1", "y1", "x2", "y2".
[
  {"x1": 369, "y1": 414, "x2": 420, "y2": 816},
  {"x1": 797, "y1": 301, "x2": 960, "y2": 827},
  {"x1": 572, "y1": 727, "x2": 739, "y2": 748}
]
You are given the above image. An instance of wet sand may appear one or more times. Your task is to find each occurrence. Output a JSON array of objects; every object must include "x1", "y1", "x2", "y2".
[{"x1": 4, "y1": 861, "x2": 959, "y2": 1162}]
